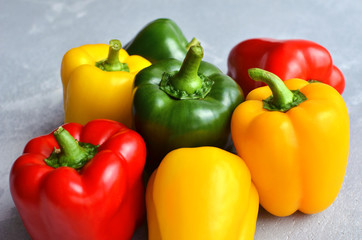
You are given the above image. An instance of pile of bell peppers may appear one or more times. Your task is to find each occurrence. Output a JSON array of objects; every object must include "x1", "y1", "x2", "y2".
[{"x1": 9, "y1": 18, "x2": 349, "y2": 240}]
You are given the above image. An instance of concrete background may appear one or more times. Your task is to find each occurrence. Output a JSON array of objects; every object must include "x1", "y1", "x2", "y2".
[{"x1": 1, "y1": 0, "x2": 361, "y2": 239}]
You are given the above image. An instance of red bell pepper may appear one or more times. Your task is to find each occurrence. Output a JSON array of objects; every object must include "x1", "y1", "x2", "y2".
[
  {"x1": 9, "y1": 119, "x2": 146, "y2": 240},
  {"x1": 227, "y1": 38, "x2": 345, "y2": 94}
]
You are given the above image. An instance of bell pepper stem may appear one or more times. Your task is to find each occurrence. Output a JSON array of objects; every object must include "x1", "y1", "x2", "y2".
[
  {"x1": 106, "y1": 40, "x2": 122, "y2": 65},
  {"x1": 170, "y1": 45, "x2": 204, "y2": 94},
  {"x1": 54, "y1": 127, "x2": 85, "y2": 160},
  {"x1": 44, "y1": 127, "x2": 98, "y2": 169},
  {"x1": 248, "y1": 68, "x2": 307, "y2": 112},
  {"x1": 96, "y1": 39, "x2": 129, "y2": 72},
  {"x1": 160, "y1": 43, "x2": 214, "y2": 100},
  {"x1": 185, "y1": 37, "x2": 200, "y2": 50}
]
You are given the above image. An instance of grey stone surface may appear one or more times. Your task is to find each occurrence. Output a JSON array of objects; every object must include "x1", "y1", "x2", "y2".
[{"x1": 0, "y1": 0, "x2": 361, "y2": 239}]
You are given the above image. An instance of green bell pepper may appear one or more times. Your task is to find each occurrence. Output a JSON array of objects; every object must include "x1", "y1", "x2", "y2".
[
  {"x1": 133, "y1": 43, "x2": 244, "y2": 173},
  {"x1": 124, "y1": 18, "x2": 198, "y2": 63}
]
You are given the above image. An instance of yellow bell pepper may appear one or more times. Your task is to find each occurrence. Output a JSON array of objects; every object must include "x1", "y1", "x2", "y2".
[
  {"x1": 61, "y1": 39, "x2": 151, "y2": 127},
  {"x1": 231, "y1": 68, "x2": 349, "y2": 217},
  {"x1": 146, "y1": 147, "x2": 259, "y2": 240}
]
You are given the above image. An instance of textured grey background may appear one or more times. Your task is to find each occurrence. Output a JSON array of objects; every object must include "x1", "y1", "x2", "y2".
[{"x1": 1, "y1": 0, "x2": 361, "y2": 239}]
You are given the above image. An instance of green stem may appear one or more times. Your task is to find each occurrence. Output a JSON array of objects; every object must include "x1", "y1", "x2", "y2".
[
  {"x1": 96, "y1": 39, "x2": 129, "y2": 72},
  {"x1": 248, "y1": 68, "x2": 307, "y2": 112},
  {"x1": 160, "y1": 43, "x2": 214, "y2": 100},
  {"x1": 170, "y1": 45, "x2": 204, "y2": 94},
  {"x1": 44, "y1": 127, "x2": 98, "y2": 169},
  {"x1": 185, "y1": 37, "x2": 200, "y2": 50}
]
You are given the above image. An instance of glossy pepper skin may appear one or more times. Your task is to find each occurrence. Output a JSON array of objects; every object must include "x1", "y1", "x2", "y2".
[
  {"x1": 9, "y1": 119, "x2": 146, "y2": 240},
  {"x1": 231, "y1": 68, "x2": 349, "y2": 217},
  {"x1": 146, "y1": 147, "x2": 259, "y2": 240},
  {"x1": 133, "y1": 44, "x2": 243, "y2": 173},
  {"x1": 124, "y1": 18, "x2": 197, "y2": 63},
  {"x1": 227, "y1": 38, "x2": 345, "y2": 95},
  {"x1": 61, "y1": 39, "x2": 151, "y2": 128}
]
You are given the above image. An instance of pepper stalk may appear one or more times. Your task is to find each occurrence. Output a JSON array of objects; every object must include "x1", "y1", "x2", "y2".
[
  {"x1": 248, "y1": 68, "x2": 307, "y2": 112},
  {"x1": 44, "y1": 127, "x2": 99, "y2": 169},
  {"x1": 96, "y1": 39, "x2": 129, "y2": 72},
  {"x1": 160, "y1": 43, "x2": 214, "y2": 100}
]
